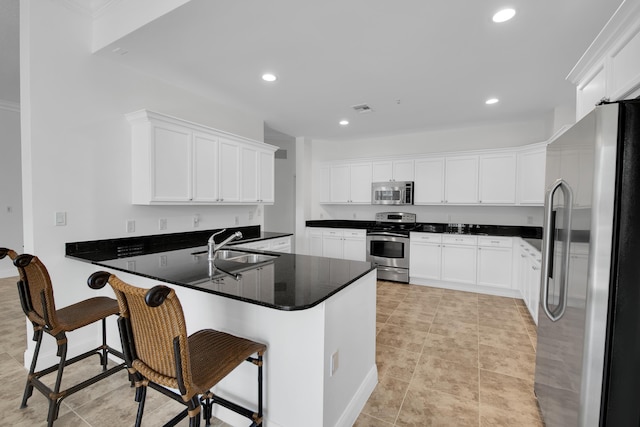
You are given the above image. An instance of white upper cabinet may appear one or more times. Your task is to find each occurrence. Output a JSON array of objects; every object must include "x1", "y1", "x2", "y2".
[
  {"x1": 128, "y1": 110, "x2": 276, "y2": 205},
  {"x1": 444, "y1": 155, "x2": 479, "y2": 204},
  {"x1": 192, "y1": 132, "x2": 219, "y2": 202},
  {"x1": 517, "y1": 144, "x2": 546, "y2": 205},
  {"x1": 240, "y1": 144, "x2": 275, "y2": 203},
  {"x1": 568, "y1": 2, "x2": 640, "y2": 120},
  {"x1": 372, "y1": 159, "x2": 415, "y2": 182},
  {"x1": 414, "y1": 157, "x2": 445, "y2": 204},
  {"x1": 323, "y1": 162, "x2": 372, "y2": 204},
  {"x1": 478, "y1": 152, "x2": 516, "y2": 205}
]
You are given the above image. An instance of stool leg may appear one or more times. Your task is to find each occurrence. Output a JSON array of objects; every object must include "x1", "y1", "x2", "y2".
[
  {"x1": 257, "y1": 352, "x2": 263, "y2": 422},
  {"x1": 187, "y1": 397, "x2": 201, "y2": 427},
  {"x1": 100, "y1": 318, "x2": 108, "y2": 371},
  {"x1": 20, "y1": 328, "x2": 43, "y2": 408},
  {"x1": 46, "y1": 339, "x2": 68, "y2": 426},
  {"x1": 134, "y1": 384, "x2": 147, "y2": 427}
]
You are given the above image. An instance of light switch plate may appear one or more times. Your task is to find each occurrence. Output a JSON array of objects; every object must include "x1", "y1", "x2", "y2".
[{"x1": 55, "y1": 212, "x2": 67, "y2": 226}]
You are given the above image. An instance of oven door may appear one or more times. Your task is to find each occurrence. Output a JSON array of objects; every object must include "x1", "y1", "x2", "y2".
[{"x1": 366, "y1": 232, "x2": 410, "y2": 269}]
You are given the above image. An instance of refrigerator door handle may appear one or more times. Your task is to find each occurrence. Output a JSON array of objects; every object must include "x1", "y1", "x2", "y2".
[{"x1": 541, "y1": 179, "x2": 573, "y2": 322}]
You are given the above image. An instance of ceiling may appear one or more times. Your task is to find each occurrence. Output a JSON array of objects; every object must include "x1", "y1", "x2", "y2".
[{"x1": 3, "y1": 1, "x2": 623, "y2": 140}]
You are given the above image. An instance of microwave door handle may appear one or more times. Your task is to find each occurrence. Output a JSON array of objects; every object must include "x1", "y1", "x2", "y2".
[{"x1": 541, "y1": 179, "x2": 573, "y2": 322}]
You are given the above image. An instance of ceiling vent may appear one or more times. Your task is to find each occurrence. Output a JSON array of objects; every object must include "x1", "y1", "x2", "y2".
[{"x1": 351, "y1": 103, "x2": 374, "y2": 114}]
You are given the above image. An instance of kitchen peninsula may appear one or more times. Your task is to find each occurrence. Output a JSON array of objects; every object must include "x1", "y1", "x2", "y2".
[{"x1": 66, "y1": 227, "x2": 377, "y2": 427}]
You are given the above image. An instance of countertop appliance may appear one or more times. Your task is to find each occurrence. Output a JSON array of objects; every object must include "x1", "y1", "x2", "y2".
[
  {"x1": 366, "y1": 212, "x2": 417, "y2": 283},
  {"x1": 535, "y1": 99, "x2": 640, "y2": 426},
  {"x1": 371, "y1": 181, "x2": 414, "y2": 205}
]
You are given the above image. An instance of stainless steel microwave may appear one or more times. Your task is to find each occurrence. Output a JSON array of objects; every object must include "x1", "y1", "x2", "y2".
[{"x1": 371, "y1": 181, "x2": 414, "y2": 205}]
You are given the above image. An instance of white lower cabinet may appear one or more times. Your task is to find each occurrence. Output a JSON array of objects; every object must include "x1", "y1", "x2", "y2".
[
  {"x1": 516, "y1": 239, "x2": 542, "y2": 324},
  {"x1": 441, "y1": 236, "x2": 478, "y2": 285},
  {"x1": 409, "y1": 233, "x2": 442, "y2": 280},
  {"x1": 410, "y1": 233, "x2": 519, "y2": 296},
  {"x1": 306, "y1": 228, "x2": 366, "y2": 261},
  {"x1": 476, "y1": 237, "x2": 513, "y2": 288},
  {"x1": 233, "y1": 236, "x2": 292, "y2": 253},
  {"x1": 321, "y1": 229, "x2": 366, "y2": 261}
]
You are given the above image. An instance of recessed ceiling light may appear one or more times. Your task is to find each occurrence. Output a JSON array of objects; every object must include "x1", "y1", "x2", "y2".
[
  {"x1": 492, "y1": 8, "x2": 516, "y2": 23},
  {"x1": 262, "y1": 73, "x2": 277, "y2": 82},
  {"x1": 339, "y1": 120, "x2": 349, "y2": 126},
  {"x1": 485, "y1": 98, "x2": 499, "y2": 105}
]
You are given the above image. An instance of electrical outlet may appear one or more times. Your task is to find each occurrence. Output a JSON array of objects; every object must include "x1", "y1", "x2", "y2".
[
  {"x1": 126, "y1": 260, "x2": 136, "y2": 271},
  {"x1": 527, "y1": 216, "x2": 534, "y2": 225},
  {"x1": 320, "y1": 213, "x2": 324, "y2": 219},
  {"x1": 331, "y1": 350, "x2": 339, "y2": 376},
  {"x1": 159, "y1": 255, "x2": 167, "y2": 267},
  {"x1": 126, "y1": 219, "x2": 135, "y2": 233},
  {"x1": 257, "y1": 208, "x2": 261, "y2": 217},
  {"x1": 248, "y1": 211, "x2": 254, "y2": 220},
  {"x1": 235, "y1": 216, "x2": 240, "y2": 225},
  {"x1": 352, "y1": 213, "x2": 357, "y2": 219},
  {"x1": 159, "y1": 218, "x2": 168, "y2": 230},
  {"x1": 193, "y1": 214, "x2": 200, "y2": 228}
]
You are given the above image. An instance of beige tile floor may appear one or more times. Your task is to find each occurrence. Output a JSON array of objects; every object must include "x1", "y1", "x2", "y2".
[
  {"x1": 1, "y1": 276, "x2": 543, "y2": 426},
  {"x1": 355, "y1": 280, "x2": 543, "y2": 427}
]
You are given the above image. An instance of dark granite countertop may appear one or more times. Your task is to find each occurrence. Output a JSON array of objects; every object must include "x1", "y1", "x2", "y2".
[
  {"x1": 66, "y1": 228, "x2": 374, "y2": 311},
  {"x1": 305, "y1": 220, "x2": 542, "y2": 239}
]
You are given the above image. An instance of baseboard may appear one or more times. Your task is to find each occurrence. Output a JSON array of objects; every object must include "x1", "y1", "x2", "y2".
[
  {"x1": 334, "y1": 364, "x2": 378, "y2": 427},
  {"x1": 408, "y1": 277, "x2": 522, "y2": 299}
]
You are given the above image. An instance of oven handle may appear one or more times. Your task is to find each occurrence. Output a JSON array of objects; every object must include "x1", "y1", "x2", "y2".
[{"x1": 366, "y1": 231, "x2": 409, "y2": 239}]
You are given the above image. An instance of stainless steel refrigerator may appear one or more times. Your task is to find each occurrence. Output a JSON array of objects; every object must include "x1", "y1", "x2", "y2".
[{"x1": 535, "y1": 99, "x2": 640, "y2": 426}]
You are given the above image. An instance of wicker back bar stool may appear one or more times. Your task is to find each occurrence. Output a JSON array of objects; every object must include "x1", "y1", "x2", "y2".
[
  {"x1": 0, "y1": 248, "x2": 126, "y2": 426},
  {"x1": 88, "y1": 271, "x2": 267, "y2": 427}
]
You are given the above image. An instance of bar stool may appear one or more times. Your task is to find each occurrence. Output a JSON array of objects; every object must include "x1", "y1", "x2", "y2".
[
  {"x1": 0, "y1": 249, "x2": 127, "y2": 426},
  {"x1": 88, "y1": 271, "x2": 266, "y2": 427}
]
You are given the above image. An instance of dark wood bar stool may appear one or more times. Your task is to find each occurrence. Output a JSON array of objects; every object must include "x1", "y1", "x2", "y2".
[
  {"x1": 88, "y1": 271, "x2": 266, "y2": 427},
  {"x1": 0, "y1": 248, "x2": 126, "y2": 426}
]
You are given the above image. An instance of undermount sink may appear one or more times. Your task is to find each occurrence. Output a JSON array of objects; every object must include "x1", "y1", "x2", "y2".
[{"x1": 216, "y1": 250, "x2": 278, "y2": 264}]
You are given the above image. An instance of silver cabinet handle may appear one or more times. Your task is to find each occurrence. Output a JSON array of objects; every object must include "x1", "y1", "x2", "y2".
[{"x1": 541, "y1": 179, "x2": 573, "y2": 322}]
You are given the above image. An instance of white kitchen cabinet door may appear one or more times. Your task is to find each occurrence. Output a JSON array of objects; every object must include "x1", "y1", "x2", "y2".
[
  {"x1": 477, "y1": 246, "x2": 513, "y2": 288},
  {"x1": 478, "y1": 153, "x2": 516, "y2": 204},
  {"x1": 258, "y1": 150, "x2": 275, "y2": 203},
  {"x1": 240, "y1": 145, "x2": 258, "y2": 202},
  {"x1": 517, "y1": 146, "x2": 546, "y2": 205},
  {"x1": 410, "y1": 242, "x2": 441, "y2": 280},
  {"x1": 526, "y1": 256, "x2": 541, "y2": 324},
  {"x1": 192, "y1": 132, "x2": 219, "y2": 202},
  {"x1": 392, "y1": 159, "x2": 415, "y2": 181},
  {"x1": 269, "y1": 236, "x2": 292, "y2": 253},
  {"x1": 444, "y1": 155, "x2": 479, "y2": 204},
  {"x1": 151, "y1": 124, "x2": 192, "y2": 202},
  {"x1": 309, "y1": 229, "x2": 324, "y2": 256},
  {"x1": 349, "y1": 163, "x2": 373, "y2": 203},
  {"x1": 322, "y1": 230, "x2": 344, "y2": 259},
  {"x1": 414, "y1": 157, "x2": 445, "y2": 204},
  {"x1": 330, "y1": 165, "x2": 350, "y2": 203},
  {"x1": 342, "y1": 230, "x2": 366, "y2": 262},
  {"x1": 371, "y1": 161, "x2": 393, "y2": 182},
  {"x1": 218, "y1": 138, "x2": 241, "y2": 203},
  {"x1": 441, "y1": 244, "x2": 477, "y2": 284}
]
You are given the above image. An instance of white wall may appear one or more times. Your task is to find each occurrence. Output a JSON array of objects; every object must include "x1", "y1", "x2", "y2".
[
  {"x1": 19, "y1": 0, "x2": 265, "y2": 362},
  {"x1": 311, "y1": 117, "x2": 550, "y2": 161},
  {"x1": 263, "y1": 125, "x2": 296, "y2": 236},
  {"x1": 0, "y1": 102, "x2": 23, "y2": 277}
]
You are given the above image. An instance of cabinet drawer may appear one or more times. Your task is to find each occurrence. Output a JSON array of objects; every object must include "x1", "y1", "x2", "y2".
[
  {"x1": 410, "y1": 232, "x2": 442, "y2": 243},
  {"x1": 478, "y1": 236, "x2": 512, "y2": 248},
  {"x1": 442, "y1": 235, "x2": 477, "y2": 246},
  {"x1": 343, "y1": 229, "x2": 366, "y2": 239},
  {"x1": 323, "y1": 229, "x2": 343, "y2": 238}
]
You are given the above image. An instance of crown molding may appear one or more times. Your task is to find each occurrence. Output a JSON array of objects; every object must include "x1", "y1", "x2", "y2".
[
  {"x1": 567, "y1": 0, "x2": 640, "y2": 84},
  {"x1": 0, "y1": 99, "x2": 20, "y2": 113}
]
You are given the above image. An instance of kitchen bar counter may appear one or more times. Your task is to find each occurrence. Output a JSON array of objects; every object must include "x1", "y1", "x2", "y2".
[
  {"x1": 69, "y1": 244, "x2": 375, "y2": 311},
  {"x1": 66, "y1": 229, "x2": 378, "y2": 426}
]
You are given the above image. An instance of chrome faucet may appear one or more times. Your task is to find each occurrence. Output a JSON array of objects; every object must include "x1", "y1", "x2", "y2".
[{"x1": 207, "y1": 229, "x2": 243, "y2": 261}]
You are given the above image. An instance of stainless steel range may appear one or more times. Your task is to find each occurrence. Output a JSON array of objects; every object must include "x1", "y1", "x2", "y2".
[{"x1": 366, "y1": 212, "x2": 417, "y2": 283}]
